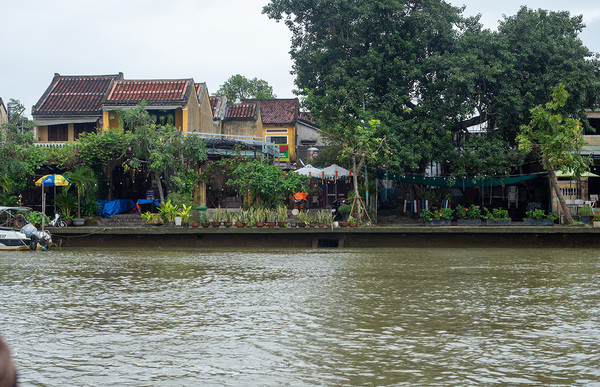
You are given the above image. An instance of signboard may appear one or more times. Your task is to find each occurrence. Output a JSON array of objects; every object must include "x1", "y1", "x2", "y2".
[{"x1": 277, "y1": 144, "x2": 289, "y2": 161}]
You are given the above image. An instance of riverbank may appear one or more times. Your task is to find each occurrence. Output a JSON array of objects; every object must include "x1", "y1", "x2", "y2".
[{"x1": 47, "y1": 222, "x2": 600, "y2": 249}]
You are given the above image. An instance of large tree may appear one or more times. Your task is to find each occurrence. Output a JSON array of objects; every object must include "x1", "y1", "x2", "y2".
[
  {"x1": 215, "y1": 74, "x2": 276, "y2": 101},
  {"x1": 517, "y1": 84, "x2": 591, "y2": 224},
  {"x1": 0, "y1": 99, "x2": 37, "y2": 198},
  {"x1": 119, "y1": 102, "x2": 208, "y2": 202},
  {"x1": 264, "y1": 1, "x2": 600, "y2": 176}
]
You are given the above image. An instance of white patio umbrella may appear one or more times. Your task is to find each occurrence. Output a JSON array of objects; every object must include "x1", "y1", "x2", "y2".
[
  {"x1": 322, "y1": 164, "x2": 350, "y2": 179},
  {"x1": 294, "y1": 164, "x2": 323, "y2": 177}
]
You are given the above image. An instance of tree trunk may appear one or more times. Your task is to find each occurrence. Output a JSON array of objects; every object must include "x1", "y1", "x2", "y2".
[
  {"x1": 548, "y1": 169, "x2": 573, "y2": 224},
  {"x1": 156, "y1": 173, "x2": 165, "y2": 202},
  {"x1": 77, "y1": 190, "x2": 81, "y2": 219},
  {"x1": 352, "y1": 156, "x2": 361, "y2": 220}
]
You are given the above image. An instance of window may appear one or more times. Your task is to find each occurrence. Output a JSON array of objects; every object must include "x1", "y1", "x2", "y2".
[
  {"x1": 75, "y1": 122, "x2": 97, "y2": 139},
  {"x1": 266, "y1": 136, "x2": 288, "y2": 145},
  {"x1": 48, "y1": 124, "x2": 68, "y2": 141}
]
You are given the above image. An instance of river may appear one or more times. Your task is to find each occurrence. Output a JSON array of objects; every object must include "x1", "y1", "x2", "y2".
[{"x1": 1, "y1": 248, "x2": 599, "y2": 386}]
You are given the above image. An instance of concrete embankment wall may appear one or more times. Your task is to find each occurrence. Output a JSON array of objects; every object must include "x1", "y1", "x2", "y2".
[{"x1": 48, "y1": 226, "x2": 600, "y2": 249}]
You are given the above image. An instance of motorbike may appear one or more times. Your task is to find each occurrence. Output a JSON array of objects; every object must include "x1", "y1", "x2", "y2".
[
  {"x1": 48, "y1": 213, "x2": 68, "y2": 228},
  {"x1": 331, "y1": 199, "x2": 345, "y2": 221}
]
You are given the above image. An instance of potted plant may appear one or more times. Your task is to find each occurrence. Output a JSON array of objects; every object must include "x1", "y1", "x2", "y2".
[
  {"x1": 578, "y1": 205, "x2": 594, "y2": 225},
  {"x1": 55, "y1": 188, "x2": 77, "y2": 223},
  {"x1": 316, "y1": 210, "x2": 328, "y2": 227},
  {"x1": 483, "y1": 208, "x2": 511, "y2": 226},
  {"x1": 456, "y1": 205, "x2": 481, "y2": 226},
  {"x1": 593, "y1": 212, "x2": 600, "y2": 228},
  {"x1": 524, "y1": 209, "x2": 557, "y2": 226},
  {"x1": 211, "y1": 206, "x2": 224, "y2": 227},
  {"x1": 337, "y1": 203, "x2": 351, "y2": 222},
  {"x1": 254, "y1": 207, "x2": 266, "y2": 228},
  {"x1": 347, "y1": 215, "x2": 358, "y2": 227},
  {"x1": 421, "y1": 208, "x2": 453, "y2": 226},
  {"x1": 158, "y1": 200, "x2": 178, "y2": 227},
  {"x1": 244, "y1": 210, "x2": 255, "y2": 228},
  {"x1": 265, "y1": 208, "x2": 277, "y2": 227},
  {"x1": 276, "y1": 205, "x2": 288, "y2": 227},
  {"x1": 223, "y1": 208, "x2": 233, "y2": 227},
  {"x1": 297, "y1": 210, "x2": 309, "y2": 227},
  {"x1": 199, "y1": 212, "x2": 210, "y2": 228},
  {"x1": 141, "y1": 211, "x2": 156, "y2": 227},
  {"x1": 177, "y1": 204, "x2": 192, "y2": 228},
  {"x1": 65, "y1": 166, "x2": 97, "y2": 226},
  {"x1": 232, "y1": 210, "x2": 245, "y2": 228}
]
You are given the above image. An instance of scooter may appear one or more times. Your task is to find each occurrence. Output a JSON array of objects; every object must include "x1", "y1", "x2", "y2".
[
  {"x1": 48, "y1": 213, "x2": 68, "y2": 228},
  {"x1": 332, "y1": 199, "x2": 345, "y2": 221}
]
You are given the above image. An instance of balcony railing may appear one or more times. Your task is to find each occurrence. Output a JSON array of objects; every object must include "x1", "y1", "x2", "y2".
[{"x1": 34, "y1": 142, "x2": 67, "y2": 147}]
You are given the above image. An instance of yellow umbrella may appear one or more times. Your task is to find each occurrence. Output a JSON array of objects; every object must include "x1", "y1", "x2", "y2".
[
  {"x1": 35, "y1": 174, "x2": 71, "y2": 187},
  {"x1": 35, "y1": 174, "x2": 70, "y2": 231}
]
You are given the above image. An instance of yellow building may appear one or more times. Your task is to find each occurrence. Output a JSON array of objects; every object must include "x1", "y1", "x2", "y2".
[{"x1": 102, "y1": 78, "x2": 202, "y2": 132}]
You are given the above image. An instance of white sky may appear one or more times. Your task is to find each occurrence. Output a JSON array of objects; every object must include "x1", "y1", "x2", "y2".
[{"x1": 1, "y1": 0, "x2": 599, "y2": 117}]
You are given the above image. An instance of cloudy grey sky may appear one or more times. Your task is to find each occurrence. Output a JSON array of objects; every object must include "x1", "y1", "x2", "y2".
[{"x1": 2, "y1": 0, "x2": 600, "y2": 117}]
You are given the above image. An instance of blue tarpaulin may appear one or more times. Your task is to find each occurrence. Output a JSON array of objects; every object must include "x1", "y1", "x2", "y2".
[
  {"x1": 98, "y1": 199, "x2": 136, "y2": 218},
  {"x1": 135, "y1": 199, "x2": 161, "y2": 214}
]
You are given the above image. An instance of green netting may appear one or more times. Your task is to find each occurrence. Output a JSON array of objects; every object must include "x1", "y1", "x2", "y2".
[{"x1": 376, "y1": 171, "x2": 546, "y2": 188}]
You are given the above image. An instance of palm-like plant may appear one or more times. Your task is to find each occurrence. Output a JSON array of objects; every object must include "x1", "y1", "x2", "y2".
[{"x1": 65, "y1": 166, "x2": 97, "y2": 219}]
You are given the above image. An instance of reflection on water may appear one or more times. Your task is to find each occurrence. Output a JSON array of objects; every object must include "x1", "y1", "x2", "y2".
[{"x1": 0, "y1": 248, "x2": 599, "y2": 386}]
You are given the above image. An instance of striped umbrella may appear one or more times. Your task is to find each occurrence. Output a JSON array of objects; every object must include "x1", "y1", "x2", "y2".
[
  {"x1": 35, "y1": 174, "x2": 71, "y2": 187},
  {"x1": 35, "y1": 174, "x2": 70, "y2": 231}
]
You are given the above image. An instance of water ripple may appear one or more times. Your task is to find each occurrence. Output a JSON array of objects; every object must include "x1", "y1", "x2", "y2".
[{"x1": 0, "y1": 248, "x2": 598, "y2": 385}]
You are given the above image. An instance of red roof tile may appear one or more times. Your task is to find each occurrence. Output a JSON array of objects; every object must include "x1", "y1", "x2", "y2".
[
  {"x1": 209, "y1": 96, "x2": 227, "y2": 119},
  {"x1": 105, "y1": 79, "x2": 192, "y2": 105},
  {"x1": 33, "y1": 73, "x2": 122, "y2": 117},
  {"x1": 225, "y1": 103, "x2": 257, "y2": 120},
  {"x1": 244, "y1": 99, "x2": 298, "y2": 125}
]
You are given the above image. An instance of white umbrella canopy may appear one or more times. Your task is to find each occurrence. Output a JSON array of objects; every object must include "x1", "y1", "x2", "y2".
[
  {"x1": 294, "y1": 164, "x2": 323, "y2": 177},
  {"x1": 555, "y1": 170, "x2": 600, "y2": 178},
  {"x1": 322, "y1": 164, "x2": 350, "y2": 179}
]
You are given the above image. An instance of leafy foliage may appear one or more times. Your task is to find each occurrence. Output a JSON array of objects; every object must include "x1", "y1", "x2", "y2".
[
  {"x1": 0, "y1": 99, "x2": 37, "y2": 192},
  {"x1": 216, "y1": 74, "x2": 276, "y2": 101},
  {"x1": 226, "y1": 159, "x2": 309, "y2": 208},
  {"x1": 119, "y1": 102, "x2": 207, "y2": 201},
  {"x1": 264, "y1": 1, "x2": 600, "y2": 177},
  {"x1": 517, "y1": 84, "x2": 591, "y2": 224}
]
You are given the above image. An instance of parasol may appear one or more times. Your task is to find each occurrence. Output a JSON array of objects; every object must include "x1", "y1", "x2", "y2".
[
  {"x1": 322, "y1": 164, "x2": 350, "y2": 179},
  {"x1": 35, "y1": 174, "x2": 71, "y2": 187},
  {"x1": 35, "y1": 174, "x2": 70, "y2": 231},
  {"x1": 294, "y1": 164, "x2": 323, "y2": 177}
]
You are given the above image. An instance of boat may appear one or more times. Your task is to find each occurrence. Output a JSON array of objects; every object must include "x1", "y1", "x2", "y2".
[
  {"x1": 0, "y1": 206, "x2": 53, "y2": 251},
  {"x1": 0, "y1": 225, "x2": 52, "y2": 251}
]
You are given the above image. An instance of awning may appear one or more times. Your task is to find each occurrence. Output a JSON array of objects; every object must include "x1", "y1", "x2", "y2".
[
  {"x1": 33, "y1": 117, "x2": 100, "y2": 126},
  {"x1": 376, "y1": 171, "x2": 546, "y2": 187}
]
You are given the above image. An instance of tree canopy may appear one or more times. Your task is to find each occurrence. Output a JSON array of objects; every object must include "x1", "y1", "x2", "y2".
[
  {"x1": 517, "y1": 84, "x2": 591, "y2": 224},
  {"x1": 264, "y1": 1, "x2": 600, "y2": 177},
  {"x1": 215, "y1": 74, "x2": 276, "y2": 102},
  {"x1": 0, "y1": 99, "x2": 37, "y2": 196}
]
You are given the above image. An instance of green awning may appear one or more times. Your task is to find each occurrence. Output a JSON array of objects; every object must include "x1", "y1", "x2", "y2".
[{"x1": 376, "y1": 171, "x2": 546, "y2": 188}]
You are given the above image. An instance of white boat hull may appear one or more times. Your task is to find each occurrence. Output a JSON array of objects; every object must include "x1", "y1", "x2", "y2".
[{"x1": 0, "y1": 227, "x2": 52, "y2": 251}]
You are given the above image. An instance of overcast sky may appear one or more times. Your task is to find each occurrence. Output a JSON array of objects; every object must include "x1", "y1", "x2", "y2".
[{"x1": 2, "y1": 0, "x2": 600, "y2": 117}]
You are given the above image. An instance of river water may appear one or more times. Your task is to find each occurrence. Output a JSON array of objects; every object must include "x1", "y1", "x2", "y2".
[{"x1": 1, "y1": 248, "x2": 599, "y2": 386}]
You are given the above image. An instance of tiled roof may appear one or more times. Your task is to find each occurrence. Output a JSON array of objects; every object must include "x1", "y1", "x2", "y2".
[
  {"x1": 244, "y1": 99, "x2": 298, "y2": 125},
  {"x1": 224, "y1": 102, "x2": 258, "y2": 120},
  {"x1": 105, "y1": 79, "x2": 193, "y2": 106},
  {"x1": 209, "y1": 96, "x2": 227, "y2": 120},
  {"x1": 194, "y1": 82, "x2": 208, "y2": 103},
  {"x1": 32, "y1": 73, "x2": 123, "y2": 117}
]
